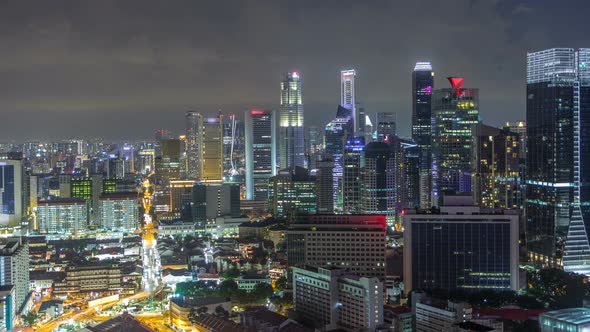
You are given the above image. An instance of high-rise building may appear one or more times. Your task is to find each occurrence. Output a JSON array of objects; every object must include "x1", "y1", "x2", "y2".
[
  {"x1": 268, "y1": 167, "x2": 316, "y2": 218},
  {"x1": 0, "y1": 159, "x2": 22, "y2": 227},
  {"x1": 412, "y1": 62, "x2": 435, "y2": 208},
  {"x1": 169, "y1": 180, "x2": 195, "y2": 219},
  {"x1": 472, "y1": 125, "x2": 521, "y2": 209},
  {"x1": 526, "y1": 48, "x2": 590, "y2": 273},
  {"x1": 98, "y1": 193, "x2": 139, "y2": 232},
  {"x1": 37, "y1": 199, "x2": 88, "y2": 234},
  {"x1": 244, "y1": 109, "x2": 277, "y2": 201},
  {"x1": 292, "y1": 266, "x2": 383, "y2": 331},
  {"x1": 200, "y1": 113, "x2": 224, "y2": 183},
  {"x1": 324, "y1": 105, "x2": 354, "y2": 211},
  {"x1": 286, "y1": 214, "x2": 387, "y2": 280},
  {"x1": 156, "y1": 138, "x2": 182, "y2": 184},
  {"x1": 191, "y1": 183, "x2": 240, "y2": 231},
  {"x1": 0, "y1": 285, "x2": 15, "y2": 332},
  {"x1": 341, "y1": 69, "x2": 357, "y2": 132},
  {"x1": 315, "y1": 158, "x2": 335, "y2": 213},
  {"x1": 362, "y1": 142, "x2": 397, "y2": 228},
  {"x1": 375, "y1": 112, "x2": 397, "y2": 142},
  {"x1": 185, "y1": 111, "x2": 202, "y2": 179},
  {"x1": 0, "y1": 238, "x2": 29, "y2": 313},
  {"x1": 401, "y1": 138, "x2": 421, "y2": 209},
  {"x1": 222, "y1": 115, "x2": 245, "y2": 178},
  {"x1": 306, "y1": 126, "x2": 323, "y2": 169},
  {"x1": 279, "y1": 72, "x2": 305, "y2": 169},
  {"x1": 403, "y1": 195, "x2": 519, "y2": 294},
  {"x1": 342, "y1": 137, "x2": 365, "y2": 214},
  {"x1": 431, "y1": 77, "x2": 481, "y2": 205}
]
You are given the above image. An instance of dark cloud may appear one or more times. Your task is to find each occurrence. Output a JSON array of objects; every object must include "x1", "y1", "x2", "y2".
[{"x1": 0, "y1": 0, "x2": 587, "y2": 141}]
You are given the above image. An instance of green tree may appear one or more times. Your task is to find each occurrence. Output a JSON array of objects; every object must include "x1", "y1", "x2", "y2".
[
  {"x1": 222, "y1": 267, "x2": 241, "y2": 280},
  {"x1": 274, "y1": 276, "x2": 287, "y2": 292},
  {"x1": 22, "y1": 312, "x2": 39, "y2": 326}
]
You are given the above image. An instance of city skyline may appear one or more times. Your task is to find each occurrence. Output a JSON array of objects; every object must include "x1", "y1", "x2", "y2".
[{"x1": 2, "y1": 1, "x2": 587, "y2": 140}]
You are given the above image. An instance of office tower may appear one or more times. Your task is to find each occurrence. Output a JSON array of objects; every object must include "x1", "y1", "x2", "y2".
[
  {"x1": 191, "y1": 183, "x2": 240, "y2": 231},
  {"x1": 292, "y1": 266, "x2": 383, "y2": 331},
  {"x1": 412, "y1": 62, "x2": 435, "y2": 208},
  {"x1": 0, "y1": 285, "x2": 15, "y2": 332},
  {"x1": 526, "y1": 49, "x2": 590, "y2": 274},
  {"x1": 472, "y1": 125, "x2": 521, "y2": 209},
  {"x1": 279, "y1": 72, "x2": 305, "y2": 169},
  {"x1": 137, "y1": 149, "x2": 155, "y2": 175},
  {"x1": 0, "y1": 238, "x2": 29, "y2": 312},
  {"x1": 342, "y1": 137, "x2": 365, "y2": 214},
  {"x1": 286, "y1": 214, "x2": 387, "y2": 280},
  {"x1": 37, "y1": 199, "x2": 88, "y2": 234},
  {"x1": 120, "y1": 145, "x2": 135, "y2": 173},
  {"x1": 156, "y1": 139, "x2": 182, "y2": 184},
  {"x1": 401, "y1": 138, "x2": 421, "y2": 209},
  {"x1": 98, "y1": 193, "x2": 139, "y2": 232},
  {"x1": 306, "y1": 126, "x2": 323, "y2": 169},
  {"x1": 0, "y1": 159, "x2": 22, "y2": 227},
  {"x1": 362, "y1": 142, "x2": 397, "y2": 228},
  {"x1": 341, "y1": 69, "x2": 357, "y2": 132},
  {"x1": 223, "y1": 114, "x2": 245, "y2": 178},
  {"x1": 315, "y1": 157, "x2": 335, "y2": 213},
  {"x1": 185, "y1": 111, "x2": 202, "y2": 179},
  {"x1": 324, "y1": 106, "x2": 354, "y2": 211},
  {"x1": 154, "y1": 129, "x2": 173, "y2": 158},
  {"x1": 200, "y1": 113, "x2": 224, "y2": 183},
  {"x1": 505, "y1": 121, "x2": 526, "y2": 159},
  {"x1": 169, "y1": 180, "x2": 195, "y2": 218},
  {"x1": 268, "y1": 167, "x2": 316, "y2": 218},
  {"x1": 375, "y1": 112, "x2": 397, "y2": 142},
  {"x1": 244, "y1": 109, "x2": 277, "y2": 201},
  {"x1": 431, "y1": 77, "x2": 481, "y2": 205},
  {"x1": 71, "y1": 178, "x2": 92, "y2": 201},
  {"x1": 403, "y1": 195, "x2": 519, "y2": 294}
]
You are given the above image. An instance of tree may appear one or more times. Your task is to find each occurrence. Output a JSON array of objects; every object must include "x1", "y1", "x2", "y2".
[
  {"x1": 274, "y1": 276, "x2": 287, "y2": 292},
  {"x1": 222, "y1": 267, "x2": 241, "y2": 280},
  {"x1": 252, "y1": 283, "x2": 274, "y2": 302},
  {"x1": 214, "y1": 305, "x2": 229, "y2": 319},
  {"x1": 22, "y1": 312, "x2": 39, "y2": 326},
  {"x1": 218, "y1": 280, "x2": 238, "y2": 297}
]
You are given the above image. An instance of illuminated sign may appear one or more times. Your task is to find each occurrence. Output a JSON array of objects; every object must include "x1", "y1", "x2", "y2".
[{"x1": 447, "y1": 77, "x2": 464, "y2": 96}]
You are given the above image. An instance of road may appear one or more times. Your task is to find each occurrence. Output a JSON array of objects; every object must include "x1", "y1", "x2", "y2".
[{"x1": 36, "y1": 291, "x2": 151, "y2": 332}]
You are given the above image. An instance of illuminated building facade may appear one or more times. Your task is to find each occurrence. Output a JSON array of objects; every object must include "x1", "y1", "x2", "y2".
[
  {"x1": 412, "y1": 62, "x2": 434, "y2": 208},
  {"x1": 279, "y1": 72, "x2": 305, "y2": 169},
  {"x1": 0, "y1": 238, "x2": 29, "y2": 313},
  {"x1": 191, "y1": 183, "x2": 240, "y2": 231},
  {"x1": 341, "y1": 69, "x2": 357, "y2": 132},
  {"x1": 342, "y1": 137, "x2": 364, "y2": 214},
  {"x1": 37, "y1": 199, "x2": 88, "y2": 234},
  {"x1": 292, "y1": 266, "x2": 383, "y2": 331},
  {"x1": 472, "y1": 125, "x2": 521, "y2": 209},
  {"x1": 268, "y1": 167, "x2": 316, "y2": 218},
  {"x1": 403, "y1": 195, "x2": 519, "y2": 294},
  {"x1": 315, "y1": 157, "x2": 335, "y2": 213},
  {"x1": 362, "y1": 142, "x2": 397, "y2": 228},
  {"x1": 431, "y1": 78, "x2": 480, "y2": 205},
  {"x1": 98, "y1": 193, "x2": 139, "y2": 232},
  {"x1": 375, "y1": 112, "x2": 396, "y2": 142},
  {"x1": 200, "y1": 113, "x2": 224, "y2": 183},
  {"x1": 185, "y1": 111, "x2": 202, "y2": 179},
  {"x1": 324, "y1": 105, "x2": 354, "y2": 211},
  {"x1": 526, "y1": 48, "x2": 590, "y2": 274},
  {"x1": 0, "y1": 159, "x2": 22, "y2": 227},
  {"x1": 244, "y1": 109, "x2": 277, "y2": 201}
]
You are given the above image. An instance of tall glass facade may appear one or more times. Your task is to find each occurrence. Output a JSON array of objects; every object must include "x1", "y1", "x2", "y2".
[
  {"x1": 412, "y1": 62, "x2": 434, "y2": 208},
  {"x1": 280, "y1": 72, "x2": 305, "y2": 170},
  {"x1": 245, "y1": 109, "x2": 276, "y2": 201},
  {"x1": 431, "y1": 83, "x2": 480, "y2": 205},
  {"x1": 526, "y1": 48, "x2": 590, "y2": 273}
]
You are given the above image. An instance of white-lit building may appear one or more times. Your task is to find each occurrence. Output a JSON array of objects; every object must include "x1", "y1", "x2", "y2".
[
  {"x1": 540, "y1": 308, "x2": 590, "y2": 332},
  {"x1": 292, "y1": 266, "x2": 384, "y2": 332},
  {"x1": 99, "y1": 193, "x2": 139, "y2": 232},
  {"x1": 0, "y1": 285, "x2": 15, "y2": 332},
  {"x1": 0, "y1": 238, "x2": 29, "y2": 314},
  {"x1": 0, "y1": 159, "x2": 22, "y2": 227},
  {"x1": 37, "y1": 199, "x2": 88, "y2": 235}
]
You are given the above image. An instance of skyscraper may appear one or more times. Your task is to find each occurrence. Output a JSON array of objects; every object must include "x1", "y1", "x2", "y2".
[
  {"x1": 431, "y1": 77, "x2": 481, "y2": 205},
  {"x1": 362, "y1": 142, "x2": 396, "y2": 228},
  {"x1": 316, "y1": 157, "x2": 335, "y2": 213},
  {"x1": 185, "y1": 111, "x2": 202, "y2": 179},
  {"x1": 279, "y1": 72, "x2": 305, "y2": 169},
  {"x1": 324, "y1": 105, "x2": 354, "y2": 211},
  {"x1": 0, "y1": 238, "x2": 29, "y2": 313},
  {"x1": 0, "y1": 159, "x2": 22, "y2": 227},
  {"x1": 526, "y1": 48, "x2": 590, "y2": 273},
  {"x1": 200, "y1": 113, "x2": 224, "y2": 183},
  {"x1": 342, "y1": 137, "x2": 365, "y2": 214},
  {"x1": 412, "y1": 62, "x2": 434, "y2": 208},
  {"x1": 341, "y1": 69, "x2": 356, "y2": 132},
  {"x1": 244, "y1": 109, "x2": 277, "y2": 201},
  {"x1": 375, "y1": 112, "x2": 397, "y2": 142}
]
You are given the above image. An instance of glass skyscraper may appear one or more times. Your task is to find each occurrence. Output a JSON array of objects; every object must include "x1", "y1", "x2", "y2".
[
  {"x1": 280, "y1": 72, "x2": 305, "y2": 170},
  {"x1": 185, "y1": 111, "x2": 201, "y2": 179},
  {"x1": 340, "y1": 69, "x2": 356, "y2": 132},
  {"x1": 244, "y1": 109, "x2": 277, "y2": 201},
  {"x1": 526, "y1": 48, "x2": 590, "y2": 274},
  {"x1": 412, "y1": 62, "x2": 434, "y2": 208},
  {"x1": 0, "y1": 159, "x2": 22, "y2": 227},
  {"x1": 431, "y1": 78, "x2": 480, "y2": 205}
]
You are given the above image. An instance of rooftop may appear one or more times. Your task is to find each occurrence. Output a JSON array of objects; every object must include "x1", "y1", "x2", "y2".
[
  {"x1": 540, "y1": 308, "x2": 590, "y2": 325},
  {"x1": 84, "y1": 312, "x2": 151, "y2": 332}
]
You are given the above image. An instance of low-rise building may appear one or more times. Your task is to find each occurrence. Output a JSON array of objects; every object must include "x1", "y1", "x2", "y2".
[
  {"x1": 412, "y1": 292, "x2": 472, "y2": 332},
  {"x1": 170, "y1": 296, "x2": 231, "y2": 331},
  {"x1": 53, "y1": 262, "x2": 122, "y2": 295},
  {"x1": 192, "y1": 313, "x2": 255, "y2": 332},
  {"x1": 540, "y1": 308, "x2": 590, "y2": 332},
  {"x1": 240, "y1": 307, "x2": 313, "y2": 332},
  {"x1": 236, "y1": 275, "x2": 272, "y2": 292}
]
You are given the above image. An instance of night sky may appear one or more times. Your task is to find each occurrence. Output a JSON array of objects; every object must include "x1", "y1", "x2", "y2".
[{"x1": 1, "y1": 0, "x2": 588, "y2": 141}]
